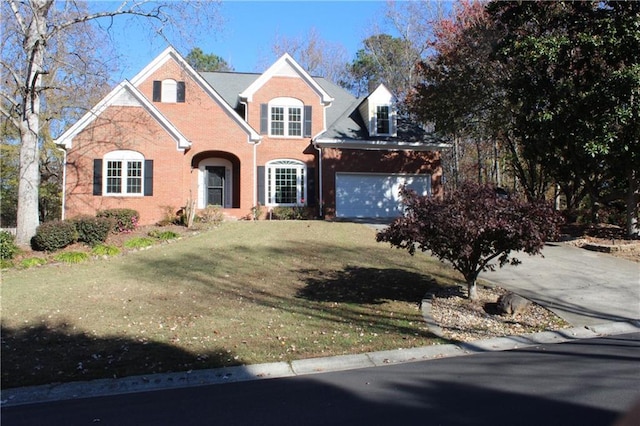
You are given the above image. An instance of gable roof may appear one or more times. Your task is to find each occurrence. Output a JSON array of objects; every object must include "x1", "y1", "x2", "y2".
[
  {"x1": 54, "y1": 80, "x2": 191, "y2": 151},
  {"x1": 238, "y1": 53, "x2": 334, "y2": 105},
  {"x1": 130, "y1": 46, "x2": 261, "y2": 143}
]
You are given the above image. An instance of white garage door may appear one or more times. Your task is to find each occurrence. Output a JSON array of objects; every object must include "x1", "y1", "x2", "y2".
[{"x1": 335, "y1": 173, "x2": 431, "y2": 218}]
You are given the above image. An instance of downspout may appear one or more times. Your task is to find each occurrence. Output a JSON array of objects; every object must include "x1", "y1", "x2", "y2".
[
  {"x1": 314, "y1": 142, "x2": 323, "y2": 217},
  {"x1": 240, "y1": 97, "x2": 262, "y2": 210},
  {"x1": 56, "y1": 146, "x2": 67, "y2": 220}
]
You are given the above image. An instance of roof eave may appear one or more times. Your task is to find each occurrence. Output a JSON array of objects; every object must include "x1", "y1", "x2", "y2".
[{"x1": 313, "y1": 138, "x2": 451, "y2": 151}]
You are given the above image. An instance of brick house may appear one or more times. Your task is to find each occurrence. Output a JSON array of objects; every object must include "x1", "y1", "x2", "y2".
[{"x1": 55, "y1": 47, "x2": 447, "y2": 225}]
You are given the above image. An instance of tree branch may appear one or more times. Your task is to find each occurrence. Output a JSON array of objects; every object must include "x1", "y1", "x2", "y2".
[{"x1": 48, "y1": 2, "x2": 165, "y2": 40}]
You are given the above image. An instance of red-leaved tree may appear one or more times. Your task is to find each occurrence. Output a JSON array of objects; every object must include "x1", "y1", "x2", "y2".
[{"x1": 376, "y1": 182, "x2": 563, "y2": 300}]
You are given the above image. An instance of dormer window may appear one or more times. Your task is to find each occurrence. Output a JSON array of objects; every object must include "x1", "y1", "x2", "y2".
[
  {"x1": 260, "y1": 98, "x2": 312, "y2": 138},
  {"x1": 376, "y1": 105, "x2": 391, "y2": 135},
  {"x1": 152, "y1": 79, "x2": 186, "y2": 103},
  {"x1": 358, "y1": 84, "x2": 397, "y2": 137}
]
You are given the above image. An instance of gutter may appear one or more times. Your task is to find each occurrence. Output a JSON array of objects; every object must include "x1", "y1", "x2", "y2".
[{"x1": 314, "y1": 138, "x2": 451, "y2": 151}]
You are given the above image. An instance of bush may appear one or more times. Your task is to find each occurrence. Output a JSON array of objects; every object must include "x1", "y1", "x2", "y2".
[
  {"x1": 31, "y1": 220, "x2": 78, "y2": 252},
  {"x1": 73, "y1": 215, "x2": 113, "y2": 247},
  {"x1": 54, "y1": 251, "x2": 89, "y2": 264},
  {"x1": 0, "y1": 230, "x2": 18, "y2": 260},
  {"x1": 148, "y1": 229, "x2": 179, "y2": 240},
  {"x1": 124, "y1": 237, "x2": 154, "y2": 249},
  {"x1": 97, "y1": 209, "x2": 139, "y2": 233},
  {"x1": 198, "y1": 205, "x2": 224, "y2": 226},
  {"x1": 91, "y1": 244, "x2": 121, "y2": 257},
  {"x1": 20, "y1": 257, "x2": 47, "y2": 268},
  {"x1": 271, "y1": 206, "x2": 310, "y2": 220}
]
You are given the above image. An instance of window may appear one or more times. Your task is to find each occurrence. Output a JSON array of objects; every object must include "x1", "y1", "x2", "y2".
[
  {"x1": 263, "y1": 98, "x2": 307, "y2": 137},
  {"x1": 153, "y1": 79, "x2": 185, "y2": 103},
  {"x1": 270, "y1": 105, "x2": 302, "y2": 137},
  {"x1": 266, "y1": 160, "x2": 306, "y2": 205},
  {"x1": 376, "y1": 105, "x2": 390, "y2": 135},
  {"x1": 101, "y1": 151, "x2": 146, "y2": 196}
]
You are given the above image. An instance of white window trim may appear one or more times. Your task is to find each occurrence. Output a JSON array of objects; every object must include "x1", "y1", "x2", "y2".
[
  {"x1": 197, "y1": 158, "x2": 233, "y2": 209},
  {"x1": 268, "y1": 97, "x2": 304, "y2": 138},
  {"x1": 103, "y1": 150, "x2": 145, "y2": 197},
  {"x1": 373, "y1": 104, "x2": 393, "y2": 136},
  {"x1": 265, "y1": 159, "x2": 307, "y2": 206}
]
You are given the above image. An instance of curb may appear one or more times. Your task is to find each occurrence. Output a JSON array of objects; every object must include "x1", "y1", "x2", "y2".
[{"x1": 2, "y1": 320, "x2": 639, "y2": 408}]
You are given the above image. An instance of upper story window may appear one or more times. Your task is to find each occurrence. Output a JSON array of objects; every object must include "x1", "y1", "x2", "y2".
[
  {"x1": 260, "y1": 98, "x2": 312, "y2": 138},
  {"x1": 153, "y1": 79, "x2": 186, "y2": 103},
  {"x1": 376, "y1": 105, "x2": 391, "y2": 135}
]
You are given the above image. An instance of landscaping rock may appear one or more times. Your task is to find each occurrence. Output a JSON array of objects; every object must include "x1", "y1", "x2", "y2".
[{"x1": 497, "y1": 292, "x2": 530, "y2": 316}]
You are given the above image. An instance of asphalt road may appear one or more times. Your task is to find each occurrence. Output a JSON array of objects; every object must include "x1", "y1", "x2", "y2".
[{"x1": 4, "y1": 333, "x2": 639, "y2": 426}]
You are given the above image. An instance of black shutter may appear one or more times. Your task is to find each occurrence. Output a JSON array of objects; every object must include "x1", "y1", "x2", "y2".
[
  {"x1": 177, "y1": 81, "x2": 185, "y2": 103},
  {"x1": 144, "y1": 160, "x2": 153, "y2": 196},
  {"x1": 260, "y1": 104, "x2": 268, "y2": 135},
  {"x1": 93, "y1": 159, "x2": 102, "y2": 195},
  {"x1": 257, "y1": 166, "x2": 265, "y2": 205},
  {"x1": 306, "y1": 167, "x2": 316, "y2": 207},
  {"x1": 303, "y1": 105, "x2": 312, "y2": 137},
  {"x1": 152, "y1": 81, "x2": 161, "y2": 102}
]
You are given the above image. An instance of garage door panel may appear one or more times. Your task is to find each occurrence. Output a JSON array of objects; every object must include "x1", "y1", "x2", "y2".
[{"x1": 336, "y1": 173, "x2": 431, "y2": 218}]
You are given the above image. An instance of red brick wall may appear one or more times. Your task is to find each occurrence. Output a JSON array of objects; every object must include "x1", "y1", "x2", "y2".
[
  {"x1": 249, "y1": 76, "x2": 322, "y2": 168},
  {"x1": 65, "y1": 106, "x2": 188, "y2": 225},
  {"x1": 64, "y1": 54, "x2": 444, "y2": 224}
]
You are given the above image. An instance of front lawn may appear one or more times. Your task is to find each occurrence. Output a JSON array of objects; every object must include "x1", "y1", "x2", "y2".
[{"x1": 1, "y1": 221, "x2": 459, "y2": 388}]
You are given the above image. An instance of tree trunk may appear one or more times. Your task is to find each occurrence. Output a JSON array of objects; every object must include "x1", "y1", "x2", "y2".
[
  {"x1": 14, "y1": 0, "x2": 53, "y2": 246},
  {"x1": 467, "y1": 278, "x2": 478, "y2": 301},
  {"x1": 627, "y1": 168, "x2": 639, "y2": 238}
]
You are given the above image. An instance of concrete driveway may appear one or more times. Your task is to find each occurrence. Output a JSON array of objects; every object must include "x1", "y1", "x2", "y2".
[{"x1": 480, "y1": 243, "x2": 640, "y2": 327}]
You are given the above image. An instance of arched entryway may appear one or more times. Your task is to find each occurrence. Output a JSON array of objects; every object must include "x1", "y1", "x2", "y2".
[{"x1": 191, "y1": 151, "x2": 241, "y2": 209}]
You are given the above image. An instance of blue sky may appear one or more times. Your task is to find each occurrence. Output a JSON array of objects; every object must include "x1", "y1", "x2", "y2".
[{"x1": 101, "y1": 1, "x2": 391, "y2": 80}]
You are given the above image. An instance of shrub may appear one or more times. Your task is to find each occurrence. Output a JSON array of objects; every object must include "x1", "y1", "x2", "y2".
[
  {"x1": 0, "y1": 230, "x2": 18, "y2": 260},
  {"x1": 31, "y1": 220, "x2": 78, "y2": 252},
  {"x1": 124, "y1": 237, "x2": 154, "y2": 249},
  {"x1": 197, "y1": 205, "x2": 224, "y2": 226},
  {"x1": 148, "y1": 229, "x2": 179, "y2": 240},
  {"x1": 97, "y1": 209, "x2": 139, "y2": 233},
  {"x1": 20, "y1": 257, "x2": 47, "y2": 268},
  {"x1": 54, "y1": 251, "x2": 89, "y2": 264},
  {"x1": 157, "y1": 206, "x2": 180, "y2": 226},
  {"x1": 249, "y1": 204, "x2": 263, "y2": 221},
  {"x1": 271, "y1": 206, "x2": 310, "y2": 220},
  {"x1": 91, "y1": 244, "x2": 121, "y2": 256},
  {"x1": 73, "y1": 215, "x2": 113, "y2": 247}
]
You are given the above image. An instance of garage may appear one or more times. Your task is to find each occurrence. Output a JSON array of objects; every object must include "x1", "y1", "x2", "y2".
[{"x1": 335, "y1": 173, "x2": 432, "y2": 218}]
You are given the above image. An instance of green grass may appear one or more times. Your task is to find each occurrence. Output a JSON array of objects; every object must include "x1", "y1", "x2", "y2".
[
  {"x1": 53, "y1": 251, "x2": 89, "y2": 264},
  {"x1": 1, "y1": 221, "x2": 459, "y2": 389},
  {"x1": 19, "y1": 257, "x2": 48, "y2": 268},
  {"x1": 91, "y1": 244, "x2": 121, "y2": 256},
  {"x1": 123, "y1": 236, "x2": 155, "y2": 249},
  {"x1": 148, "y1": 229, "x2": 180, "y2": 240}
]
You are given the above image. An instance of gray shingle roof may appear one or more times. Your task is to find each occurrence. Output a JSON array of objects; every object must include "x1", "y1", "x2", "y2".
[{"x1": 199, "y1": 71, "x2": 447, "y2": 146}]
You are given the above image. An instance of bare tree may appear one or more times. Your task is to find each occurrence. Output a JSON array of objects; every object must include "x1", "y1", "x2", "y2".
[
  {"x1": 268, "y1": 27, "x2": 349, "y2": 84},
  {"x1": 1, "y1": 0, "x2": 222, "y2": 245}
]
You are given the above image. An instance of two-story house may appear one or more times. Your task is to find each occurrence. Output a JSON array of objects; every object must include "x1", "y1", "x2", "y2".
[{"x1": 55, "y1": 47, "x2": 447, "y2": 225}]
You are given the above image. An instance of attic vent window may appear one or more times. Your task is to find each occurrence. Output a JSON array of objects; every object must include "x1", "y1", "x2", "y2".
[
  {"x1": 376, "y1": 105, "x2": 390, "y2": 135},
  {"x1": 153, "y1": 79, "x2": 186, "y2": 103}
]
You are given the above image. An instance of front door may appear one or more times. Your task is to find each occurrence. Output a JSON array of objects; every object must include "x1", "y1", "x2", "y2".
[{"x1": 206, "y1": 166, "x2": 225, "y2": 206}]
